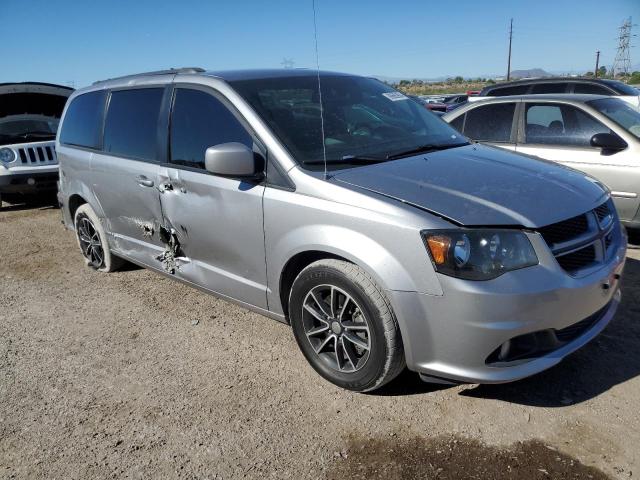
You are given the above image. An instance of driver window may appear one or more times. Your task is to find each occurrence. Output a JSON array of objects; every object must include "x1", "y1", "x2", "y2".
[{"x1": 170, "y1": 89, "x2": 252, "y2": 169}]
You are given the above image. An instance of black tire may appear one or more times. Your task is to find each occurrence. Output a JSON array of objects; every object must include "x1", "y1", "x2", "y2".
[
  {"x1": 289, "y1": 259, "x2": 405, "y2": 392},
  {"x1": 74, "y1": 204, "x2": 124, "y2": 272}
]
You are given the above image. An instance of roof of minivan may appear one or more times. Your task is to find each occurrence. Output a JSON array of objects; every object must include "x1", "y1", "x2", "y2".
[{"x1": 204, "y1": 69, "x2": 354, "y2": 81}]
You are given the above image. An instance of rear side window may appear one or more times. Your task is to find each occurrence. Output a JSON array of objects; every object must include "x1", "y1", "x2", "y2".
[
  {"x1": 487, "y1": 85, "x2": 529, "y2": 96},
  {"x1": 531, "y1": 83, "x2": 568, "y2": 94},
  {"x1": 169, "y1": 88, "x2": 252, "y2": 169},
  {"x1": 59, "y1": 91, "x2": 106, "y2": 148},
  {"x1": 103, "y1": 88, "x2": 164, "y2": 161},
  {"x1": 573, "y1": 83, "x2": 612, "y2": 95},
  {"x1": 463, "y1": 103, "x2": 516, "y2": 142}
]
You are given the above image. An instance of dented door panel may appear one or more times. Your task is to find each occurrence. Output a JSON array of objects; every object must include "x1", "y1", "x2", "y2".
[
  {"x1": 157, "y1": 167, "x2": 268, "y2": 309},
  {"x1": 91, "y1": 152, "x2": 166, "y2": 266}
]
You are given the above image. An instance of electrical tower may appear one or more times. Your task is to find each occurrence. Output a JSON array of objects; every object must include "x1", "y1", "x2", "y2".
[
  {"x1": 611, "y1": 17, "x2": 635, "y2": 77},
  {"x1": 281, "y1": 58, "x2": 295, "y2": 69}
]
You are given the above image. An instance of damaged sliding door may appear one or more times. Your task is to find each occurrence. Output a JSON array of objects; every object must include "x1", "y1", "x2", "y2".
[
  {"x1": 91, "y1": 87, "x2": 169, "y2": 266},
  {"x1": 154, "y1": 86, "x2": 268, "y2": 309}
]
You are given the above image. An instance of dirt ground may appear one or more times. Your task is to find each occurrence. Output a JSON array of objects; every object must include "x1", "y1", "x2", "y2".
[{"x1": 1, "y1": 203, "x2": 639, "y2": 479}]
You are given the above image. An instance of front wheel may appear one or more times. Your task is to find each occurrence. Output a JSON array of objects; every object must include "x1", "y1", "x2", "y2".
[{"x1": 289, "y1": 259, "x2": 405, "y2": 392}]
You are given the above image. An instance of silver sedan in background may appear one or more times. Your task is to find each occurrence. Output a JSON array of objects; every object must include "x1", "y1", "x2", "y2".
[{"x1": 443, "y1": 95, "x2": 640, "y2": 228}]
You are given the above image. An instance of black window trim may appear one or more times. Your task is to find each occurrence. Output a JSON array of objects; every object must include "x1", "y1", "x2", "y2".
[{"x1": 517, "y1": 100, "x2": 609, "y2": 149}]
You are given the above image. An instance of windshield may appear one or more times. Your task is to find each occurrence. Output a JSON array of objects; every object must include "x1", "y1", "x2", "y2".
[
  {"x1": 231, "y1": 75, "x2": 467, "y2": 170},
  {"x1": 0, "y1": 118, "x2": 59, "y2": 145},
  {"x1": 588, "y1": 98, "x2": 640, "y2": 139}
]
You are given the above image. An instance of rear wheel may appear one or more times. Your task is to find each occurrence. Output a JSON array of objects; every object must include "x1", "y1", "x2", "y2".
[
  {"x1": 74, "y1": 204, "x2": 123, "y2": 272},
  {"x1": 289, "y1": 259, "x2": 405, "y2": 392}
]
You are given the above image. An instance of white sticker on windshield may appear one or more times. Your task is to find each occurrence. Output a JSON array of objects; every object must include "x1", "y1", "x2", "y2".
[{"x1": 382, "y1": 92, "x2": 409, "y2": 101}]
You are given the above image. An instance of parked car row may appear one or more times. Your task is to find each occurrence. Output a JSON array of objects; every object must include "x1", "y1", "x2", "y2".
[
  {"x1": 470, "y1": 77, "x2": 640, "y2": 108},
  {"x1": 46, "y1": 68, "x2": 627, "y2": 391}
]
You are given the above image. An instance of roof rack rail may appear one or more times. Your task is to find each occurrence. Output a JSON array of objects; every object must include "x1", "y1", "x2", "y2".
[{"x1": 93, "y1": 67, "x2": 205, "y2": 85}]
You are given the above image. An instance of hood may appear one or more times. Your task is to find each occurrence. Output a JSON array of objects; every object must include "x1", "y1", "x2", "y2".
[
  {"x1": 0, "y1": 82, "x2": 73, "y2": 119},
  {"x1": 331, "y1": 144, "x2": 608, "y2": 228}
]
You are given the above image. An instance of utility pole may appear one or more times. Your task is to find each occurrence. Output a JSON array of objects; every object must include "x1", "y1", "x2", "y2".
[
  {"x1": 595, "y1": 50, "x2": 600, "y2": 77},
  {"x1": 507, "y1": 18, "x2": 513, "y2": 81}
]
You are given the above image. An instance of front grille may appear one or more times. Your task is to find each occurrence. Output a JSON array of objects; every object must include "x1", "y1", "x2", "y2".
[
  {"x1": 556, "y1": 245, "x2": 597, "y2": 273},
  {"x1": 538, "y1": 213, "x2": 589, "y2": 246},
  {"x1": 595, "y1": 203, "x2": 611, "y2": 223},
  {"x1": 537, "y1": 200, "x2": 619, "y2": 276},
  {"x1": 17, "y1": 144, "x2": 57, "y2": 165}
]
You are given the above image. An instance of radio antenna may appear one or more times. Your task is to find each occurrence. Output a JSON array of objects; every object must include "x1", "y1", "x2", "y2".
[{"x1": 312, "y1": 0, "x2": 328, "y2": 179}]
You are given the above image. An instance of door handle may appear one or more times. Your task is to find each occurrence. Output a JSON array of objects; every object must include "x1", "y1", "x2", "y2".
[{"x1": 136, "y1": 176, "x2": 154, "y2": 188}]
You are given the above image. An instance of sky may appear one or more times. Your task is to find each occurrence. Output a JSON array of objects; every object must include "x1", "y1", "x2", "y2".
[{"x1": 2, "y1": 0, "x2": 638, "y2": 88}]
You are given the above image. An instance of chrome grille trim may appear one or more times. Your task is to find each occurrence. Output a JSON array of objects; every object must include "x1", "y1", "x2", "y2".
[{"x1": 16, "y1": 142, "x2": 58, "y2": 166}]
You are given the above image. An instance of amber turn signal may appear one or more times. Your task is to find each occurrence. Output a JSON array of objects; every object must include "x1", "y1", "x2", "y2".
[{"x1": 426, "y1": 235, "x2": 451, "y2": 265}]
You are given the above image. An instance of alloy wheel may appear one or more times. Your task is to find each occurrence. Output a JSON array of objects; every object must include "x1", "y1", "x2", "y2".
[
  {"x1": 301, "y1": 284, "x2": 371, "y2": 373},
  {"x1": 77, "y1": 215, "x2": 104, "y2": 268}
]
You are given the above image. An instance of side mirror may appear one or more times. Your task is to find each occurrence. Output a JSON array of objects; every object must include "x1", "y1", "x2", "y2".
[
  {"x1": 590, "y1": 133, "x2": 627, "y2": 153},
  {"x1": 204, "y1": 142, "x2": 262, "y2": 178}
]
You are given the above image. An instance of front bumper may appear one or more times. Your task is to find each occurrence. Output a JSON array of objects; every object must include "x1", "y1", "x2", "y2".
[
  {"x1": 0, "y1": 167, "x2": 59, "y2": 194},
  {"x1": 389, "y1": 231, "x2": 627, "y2": 384}
]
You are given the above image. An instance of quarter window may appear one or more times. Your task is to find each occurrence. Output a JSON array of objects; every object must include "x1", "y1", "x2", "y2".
[
  {"x1": 487, "y1": 85, "x2": 529, "y2": 96},
  {"x1": 463, "y1": 103, "x2": 515, "y2": 142},
  {"x1": 103, "y1": 88, "x2": 164, "y2": 161},
  {"x1": 531, "y1": 83, "x2": 568, "y2": 94},
  {"x1": 524, "y1": 103, "x2": 610, "y2": 147},
  {"x1": 169, "y1": 88, "x2": 252, "y2": 169},
  {"x1": 572, "y1": 83, "x2": 612, "y2": 95},
  {"x1": 59, "y1": 91, "x2": 106, "y2": 149}
]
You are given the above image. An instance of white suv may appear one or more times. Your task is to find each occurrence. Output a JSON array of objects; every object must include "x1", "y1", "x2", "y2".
[{"x1": 0, "y1": 82, "x2": 73, "y2": 206}]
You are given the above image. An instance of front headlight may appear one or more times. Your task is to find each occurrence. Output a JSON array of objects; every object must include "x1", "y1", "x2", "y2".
[
  {"x1": 423, "y1": 229, "x2": 538, "y2": 280},
  {"x1": 0, "y1": 148, "x2": 16, "y2": 164}
]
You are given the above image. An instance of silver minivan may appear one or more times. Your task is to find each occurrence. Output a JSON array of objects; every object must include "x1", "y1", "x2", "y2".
[{"x1": 57, "y1": 69, "x2": 626, "y2": 391}]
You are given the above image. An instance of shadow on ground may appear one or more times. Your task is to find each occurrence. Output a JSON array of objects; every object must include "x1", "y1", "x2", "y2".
[
  {"x1": 0, "y1": 193, "x2": 58, "y2": 212},
  {"x1": 326, "y1": 434, "x2": 611, "y2": 480}
]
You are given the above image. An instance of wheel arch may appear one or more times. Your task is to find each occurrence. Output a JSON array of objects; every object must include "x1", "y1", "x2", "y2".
[
  {"x1": 68, "y1": 193, "x2": 87, "y2": 223},
  {"x1": 279, "y1": 250, "x2": 347, "y2": 321}
]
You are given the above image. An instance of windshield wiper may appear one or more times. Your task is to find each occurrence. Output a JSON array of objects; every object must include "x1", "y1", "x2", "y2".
[
  {"x1": 304, "y1": 154, "x2": 388, "y2": 165},
  {"x1": 0, "y1": 132, "x2": 55, "y2": 140},
  {"x1": 385, "y1": 142, "x2": 468, "y2": 160}
]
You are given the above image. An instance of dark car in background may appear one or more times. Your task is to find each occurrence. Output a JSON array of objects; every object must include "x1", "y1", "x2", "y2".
[
  {"x1": 408, "y1": 95, "x2": 448, "y2": 112},
  {"x1": 442, "y1": 94, "x2": 468, "y2": 111},
  {"x1": 0, "y1": 82, "x2": 73, "y2": 206},
  {"x1": 469, "y1": 77, "x2": 640, "y2": 108}
]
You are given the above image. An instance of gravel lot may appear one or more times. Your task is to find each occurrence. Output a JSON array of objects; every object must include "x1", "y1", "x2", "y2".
[{"x1": 1, "y1": 203, "x2": 639, "y2": 479}]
